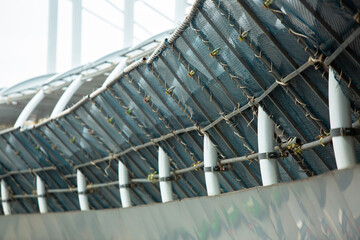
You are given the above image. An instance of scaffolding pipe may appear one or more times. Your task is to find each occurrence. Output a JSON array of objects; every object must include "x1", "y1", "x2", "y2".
[
  {"x1": 77, "y1": 170, "x2": 90, "y2": 210},
  {"x1": 258, "y1": 106, "x2": 278, "y2": 186},
  {"x1": 47, "y1": 0, "x2": 58, "y2": 73},
  {"x1": 159, "y1": 147, "x2": 173, "y2": 202},
  {"x1": 0, "y1": 166, "x2": 56, "y2": 179},
  {"x1": 14, "y1": 90, "x2": 45, "y2": 128},
  {"x1": 118, "y1": 161, "x2": 132, "y2": 208},
  {"x1": 1, "y1": 180, "x2": 11, "y2": 215},
  {"x1": 329, "y1": 67, "x2": 356, "y2": 169},
  {"x1": 203, "y1": 135, "x2": 220, "y2": 196},
  {"x1": 36, "y1": 175, "x2": 48, "y2": 213},
  {"x1": 50, "y1": 75, "x2": 83, "y2": 118},
  {"x1": 123, "y1": 0, "x2": 134, "y2": 48},
  {"x1": 4, "y1": 116, "x2": 360, "y2": 200},
  {"x1": 72, "y1": 0, "x2": 82, "y2": 67}
]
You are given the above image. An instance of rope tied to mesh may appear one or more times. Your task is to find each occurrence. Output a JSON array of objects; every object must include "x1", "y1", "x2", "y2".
[
  {"x1": 245, "y1": 154, "x2": 253, "y2": 165},
  {"x1": 315, "y1": 132, "x2": 330, "y2": 147},
  {"x1": 276, "y1": 78, "x2": 289, "y2": 86},
  {"x1": 254, "y1": 51, "x2": 262, "y2": 59},
  {"x1": 104, "y1": 158, "x2": 113, "y2": 176},
  {"x1": 29, "y1": 168, "x2": 35, "y2": 176},
  {"x1": 109, "y1": 153, "x2": 116, "y2": 160},
  {"x1": 308, "y1": 54, "x2": 323, "y2": 69},
  {"x1": 354, "y1": 10, "x2": 360, "y2": 24},
  {"x1": 288, "y1": 28, "x2": 309, "y2": 39},
  {"x1": 196, "y1": 125, "x2": 205, "y2": 136},
  {"x1": 277, "y1": 143, "x2": 287, "y2": 158}
]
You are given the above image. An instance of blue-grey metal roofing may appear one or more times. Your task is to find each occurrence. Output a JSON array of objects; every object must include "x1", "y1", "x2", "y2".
[{"x1": 0, "y1": 0, "x2": 359, "y2": 214}]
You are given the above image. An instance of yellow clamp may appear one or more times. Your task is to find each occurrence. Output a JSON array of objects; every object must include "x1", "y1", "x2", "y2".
[
  {"x1": 210, "y1": 48, "x2": 220, "y2": 58},
  {"x1": 263, "y1": 0, "x2": 273, "y2": 9},
  {"x1": 143, "y1": 96, "x2": 151, "y2": 103},
  {"x1": 147, "y1": 171, "x2": 158, "y2": 183},
  {"x1": 165, "y1": 86, "x2": 175, "y2": 95},
  {"x1": 108, "y1": 117, "x2": 114, "y2": 124},
  {"x1": 191, "y1": 161, "x2": 201, "y2": 171},
  {"x1": 188, "y1": 70, "x2": 195, "y2": 77},
  {"x1": 238, "y1": 30, "x2": 250, "y2": 41}
]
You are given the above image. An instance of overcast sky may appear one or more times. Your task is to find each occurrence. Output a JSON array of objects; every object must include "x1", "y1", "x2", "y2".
[{"x1": 0, "y1": 0, "x2": 187, "y2": 88}]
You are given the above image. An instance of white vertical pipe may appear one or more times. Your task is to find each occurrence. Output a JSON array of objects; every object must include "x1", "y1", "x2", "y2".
[
  {"x1": 47, "y1": 0, "x2": 58, "y2": 73},
  {"x1": 329, "y1": 67, "x2": 356, "y2": 169},
  {"x1": 72, "y1": 0, "x2": 82, "y2": 67},
  {"x1": 36, "y1": 176, "x2": 48, "y2": 213},
  {"x1": 118, "y1": 161, "x2": 132, "y2": 208},
  {"x1": 77, "y1": 170, "x2": 89, "y2": 211},
  {"x1": 14, "y1": 90, "x2": 45, "y2": 128},
  {"x1": 1, "y1": 180, "x2": 11, "y2": 216},
  {"x1": 123, "y1": 0, "x2": 134, "y2": 48},
  {"x1": 50, "y1": 74, "x2": 83, "y2": 117},
  {"x1": 204, "y1": 135, "x2": 220, "y2": 196},
  {"x1": 175, "y1": 0, "x2": 187, "y2": 23},
  {"x1": 159, "y1": 147, "x2": 173, "y2": 202},
  {"x1": 258, "y1": 106, "x2": 278, "y2": 186}
]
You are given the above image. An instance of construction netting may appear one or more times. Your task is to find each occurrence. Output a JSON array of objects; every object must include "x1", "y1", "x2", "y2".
[{"x1": 0, "y1": 0, "x2": 359, "y2": 213}]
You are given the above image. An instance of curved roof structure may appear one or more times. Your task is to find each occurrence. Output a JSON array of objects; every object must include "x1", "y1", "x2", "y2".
[
  {"x1": 0, "y1": 29, "x2": 173, "y2": 129},
  {"x1": 0, "y1": 0, "x2": 359, "y2": 214}
]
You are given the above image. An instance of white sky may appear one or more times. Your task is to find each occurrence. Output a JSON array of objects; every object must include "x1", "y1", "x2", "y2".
[{"x1": 0, "y1": 0, "x2": 189, "y2": 88}]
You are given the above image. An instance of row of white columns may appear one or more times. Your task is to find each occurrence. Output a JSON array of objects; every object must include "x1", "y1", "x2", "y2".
[{"x1": 1, "y1": 67, "x2": 357, "y2": 214}]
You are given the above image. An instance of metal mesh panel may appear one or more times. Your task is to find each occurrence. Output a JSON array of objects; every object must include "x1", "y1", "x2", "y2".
[
  {"x1": 152, "y1": 56, "x2": 210, "y2": 125},
  {"x1": 0, "y1": 0, "x2": 359, "y2": 214}
]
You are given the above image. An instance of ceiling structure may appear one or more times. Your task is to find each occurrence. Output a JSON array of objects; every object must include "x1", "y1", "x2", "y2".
[
  {"x1": 0, "y1": 30, "x2": 171, "y2": 129},
  {"x1": 0, "y1": 0, "x2": 359, "y2": 214}
]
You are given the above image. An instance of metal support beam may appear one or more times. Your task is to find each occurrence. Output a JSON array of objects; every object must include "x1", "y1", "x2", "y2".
[
  {"x1": 51, "y1": 75, "x2": 83, "y2": 118},
  {"x1": 258, "y1": 106, "x2": 278, "y2": 186},
  {"x1": 47, "y1": 0, "x2": 58, "y2": 73},
  {"x1": 36, "y1": 176, "x2": 48, "y2": 213},
  {"x1": 77, "y1": 170, "x2": 90, "y2": 210},
  {"x1": 72, "y1": 0, "x2": 82, "y2": 67},
  {"x1": 1, "y1": 180, "x2": 11, "y2": 215},
  {"x1": 14, "y1": 90, "x2": 45, "y2": 128},
  {"x1": 102, "y1": 58, "x2": 128, "y2": 87},
  {"x1": 118, "y1": 161, "x2": 132, "y2": 208},
  {"x1": 329, "y1": 67, "x2": 356, "y2": 169},
  {"x1": 159, "y1": 147, "x2": 173, "y2": 203},
  {"x1": 123, "y1": 0, "x2": 134, "y2": 48},
  {"x1": 203, "y1": 135, "x2": 220, "y2": 196}
]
